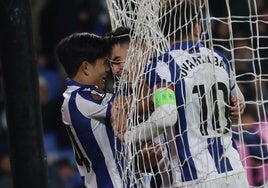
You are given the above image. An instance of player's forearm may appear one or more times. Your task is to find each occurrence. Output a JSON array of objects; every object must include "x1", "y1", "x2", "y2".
[
  {"x1": 124, "y1": 103, "x2": 177, "y2": 142},
  {"x1": 232, "y1": 84, "x2": 245, "y2": 103}
]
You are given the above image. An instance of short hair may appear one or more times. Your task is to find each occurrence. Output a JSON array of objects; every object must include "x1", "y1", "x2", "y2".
[
  {"x1": 159, "y1": 0, "x2": 202, "y2": 41},
  {"x1": 105, "y1": 26, "x2": 131, "y2": 47},
  {"x1": 56, "y1": 33, "x2": 110, "y2": 78}
]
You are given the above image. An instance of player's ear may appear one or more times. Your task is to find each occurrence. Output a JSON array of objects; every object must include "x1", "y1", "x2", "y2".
[
  {"x1": 193, "y1": 22, "x2": 199, "y2": 38},
  {"x1": 81, "y1": 61, "x2": 90, "y2": 76}
]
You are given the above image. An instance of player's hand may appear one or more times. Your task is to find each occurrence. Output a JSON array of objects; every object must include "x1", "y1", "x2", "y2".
[
  {"x1": 111, "y1": 96, "x2": 128, "y2": 141},
  {"x1": 230, "y1": 96, "x2": 245, "y2": 119},
  {"x1": 138, "y1": 141, "x2": 163, "y2": 171}
]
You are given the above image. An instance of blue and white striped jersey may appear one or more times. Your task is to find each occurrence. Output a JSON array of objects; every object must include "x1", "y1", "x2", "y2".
[
  {"x1": 144, "y1": 41, "x2": 245, "y2": 186},
  {"x1": 61, "y1": 78, "x2": 123, "y2": 188}
]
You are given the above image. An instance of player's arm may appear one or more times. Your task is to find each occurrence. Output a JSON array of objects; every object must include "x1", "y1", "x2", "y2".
[
  {"x1": 76, "y1": 90, "x2": 115, "y2": 121},
  {"x1": 110, "y1": 95, "x2": 130, "y2": 141},
  {"x1": 229, "y1": 69, "x2": 246, "y2": 119},
  {"x1": 230, "y1": 94, "x2": 245, "y2": 119},
  {"x1": 218, "y1": 50, "x2": 246, "y2": 119},
  {"x1": 124, "y1": 84, "x2": 178, "y2": 142},
  {"x1": 135, "y1": 141, "x2": 163, "y2": 172}
]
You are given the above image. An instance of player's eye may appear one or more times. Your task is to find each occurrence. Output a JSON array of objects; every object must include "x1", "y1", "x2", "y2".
[{"x1": 106, "y1": 58, "x2": 125, "y2": 65}]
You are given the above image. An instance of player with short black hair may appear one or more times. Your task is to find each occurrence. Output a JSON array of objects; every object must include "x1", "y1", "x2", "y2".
[
  {"x1": 57, "y1": 32, "x2": 110, "y2": 78},
  {"x1": 56, "y1": 32, "x2": 123, "y2": 188}
]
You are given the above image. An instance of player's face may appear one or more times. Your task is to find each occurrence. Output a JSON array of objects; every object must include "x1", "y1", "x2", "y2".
[
  {"x1": 109, "y1": 43, "x2": 129, "y2": 77},
  {"x1": 91, "y1": 57, "x2": 110, "y2": 86}
]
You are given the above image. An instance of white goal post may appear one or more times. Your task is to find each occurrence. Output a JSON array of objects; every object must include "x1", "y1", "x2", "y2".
[{"x1": 106, "y1": 0, "x2": 268, "y2": 187}]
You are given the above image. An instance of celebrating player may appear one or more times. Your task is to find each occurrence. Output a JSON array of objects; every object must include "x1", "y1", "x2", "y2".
[
  {"x1": 56, "y1": 33, "x2": 124, "y2": 188},
  {"x1": 111, "y1": 0, "x2": 248, "y2": 187},
  {"x1": 141, "y1": 0, "x2": 248, "y2": 187},
  {"x1": 106, "y1": 26, "x2": 169, "y2": 183}
]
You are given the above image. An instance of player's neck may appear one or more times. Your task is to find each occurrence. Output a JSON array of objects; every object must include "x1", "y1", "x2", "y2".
[
  {"x1": 170, "y1": 36, "x2": 199, "y2": 46},
  {"x1": 72, "y1": 73, "x2": 96, "y2": 86}
]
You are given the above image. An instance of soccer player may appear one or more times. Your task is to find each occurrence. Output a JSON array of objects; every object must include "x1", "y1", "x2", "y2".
[
  {"x1": 112, "y1": 0, "x2": 248, "y2": 187},
  {"x1": 106, "y1": 26, "x2": 162, "y2": 166},
  {"x1": 56, "y1": 33, "x2": 123, "y2": 187},
  {"x1": 107, "y1": 26, "x2": 174, "y2": 187},
  {"x1": 141, "y1": 0, "x2": 248, "y2": 187},
  {"x1": 105, "y1": 26, "x2": 129, "y2": 93}
]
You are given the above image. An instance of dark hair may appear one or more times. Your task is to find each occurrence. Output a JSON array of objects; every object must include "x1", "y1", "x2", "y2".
[
  {"x1": 56, "y1": 33, "x2": 110, "y2": 78},
  {"x1": 159, "y1": 0, "x2": 202, "y2": 41},
  {"x1": 105, "y1": 26, "x2": 131, "y2": 47}
]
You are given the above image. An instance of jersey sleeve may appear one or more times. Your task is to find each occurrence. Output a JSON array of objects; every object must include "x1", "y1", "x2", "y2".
[
  {"x1": 219, "y1": 50, "x2": 245, "y2": 103},
  {"x1": 145, "y1": 58, "x2": 173, "y2": 88},
  {"x1": 125, "y1": 58, "x2": 178, "y2": 142},
  {"x1": 227, "y1": 61, "x2": 245, "y2": 103},
  {"x1": 76, "y1": 89, "x2": 115, "y2": 121}
]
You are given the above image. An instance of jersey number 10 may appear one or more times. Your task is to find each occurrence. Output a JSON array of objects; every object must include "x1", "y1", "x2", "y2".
[{"x1": 192, "y1": 82, "x2": 231, "y2": 136}]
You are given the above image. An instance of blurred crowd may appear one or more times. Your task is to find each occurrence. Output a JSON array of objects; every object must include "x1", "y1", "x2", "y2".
[
  {"x1": 0, "y1": 0, "x2": 110, "y2": 187},
  {"x1": 210, "y1": 0, "x2": 268, "y2": 186},
  {"x1": 0, "y1": 0, "x2": 268, "y2": 187}
]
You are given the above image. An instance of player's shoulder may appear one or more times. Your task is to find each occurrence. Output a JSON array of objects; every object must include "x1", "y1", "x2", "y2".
[
  {"x1": 201, "y1": 46, "x2": 229, "y2": 63},
  {"x1": 146, "y1": 51, "x2": 173, "y2": 68},
  {"x1": 199, "y1": 46, "x2": 231, "y2": 68},
  {"x1": 79, "y1": 87, "x2": 112, "y2": 104}
]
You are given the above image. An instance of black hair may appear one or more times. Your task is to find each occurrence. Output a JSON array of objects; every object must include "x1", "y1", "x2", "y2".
[
  {"x1": 159, "y1": 0, "x2": 202, "y2": 41},
  {"x1": 105, "y1": 26, "x2": 131, "y2": 48},
  {"x1": 56, "y1": 32, "x2": 110, "y2": 78}
]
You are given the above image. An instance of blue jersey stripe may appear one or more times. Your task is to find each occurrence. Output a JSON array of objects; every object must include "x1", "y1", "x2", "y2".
[
  {"x1": 207, "y1": 137, "x2": 233, "y2": 173},
  {"x1": 105, "y1": 120, "x2": 124, "y2": 177},
  {"x1": 169, "y1": 57, "x2": 198, "y2": 181},
  {"x1": 174, "y1": 79, "x2": 198, "y2": 181},
  {"x1": 106, "y1": 95, "x2": 115, "y2": 119}
]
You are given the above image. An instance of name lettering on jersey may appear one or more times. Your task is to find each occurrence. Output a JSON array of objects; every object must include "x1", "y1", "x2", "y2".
[{"x1": 178, "y1": 55, "x2": 226, "y2": 78}]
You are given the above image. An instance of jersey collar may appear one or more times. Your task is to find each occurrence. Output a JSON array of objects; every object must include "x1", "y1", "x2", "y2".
[{"x1": 66, "y1": 78, "x2": 98, "y2": 90}]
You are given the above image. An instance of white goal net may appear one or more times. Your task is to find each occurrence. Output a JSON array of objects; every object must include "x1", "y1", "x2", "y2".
[{"x1": 106, "y1": 0, "x2": 268, "y2": 187}]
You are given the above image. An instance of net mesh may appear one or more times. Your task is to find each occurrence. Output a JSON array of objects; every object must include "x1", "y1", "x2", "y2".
[{"x1": 106, "y1": 0, "x2": 268, "y2": 187}]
